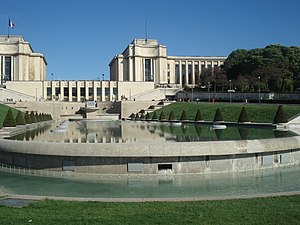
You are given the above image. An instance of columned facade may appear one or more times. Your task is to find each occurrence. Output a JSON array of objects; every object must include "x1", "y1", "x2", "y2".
[
  {"x1": 0, "y1": 35, "x2": 47, "y2": 85},
  {"x1": 110, "y1": 39, "x2": 227, "y2": 88}
]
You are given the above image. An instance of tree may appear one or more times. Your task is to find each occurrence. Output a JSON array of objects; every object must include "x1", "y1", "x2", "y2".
[
  {"x1": 238, "y1": 107, "x2": 250, "y2": 123},
  {"x1": 273, "y1": 105, "x2": 288, "y2": 124},
  {"x1": 168, "y1": 111, "x2": 176, "y2": 121},
  {"x1": 24, "y1": 111, "x2": 32, "y2": 124},
  {"x1": 180, "y1": 110, "x2": 188, "y2": 121},
  {"x1": 159, "y1": 111, "x2": 167, "y2": 121},
  {"x1": 151, "y1": 111, "x2": 158, "y2": 120},
  {"x1": 30, "y1": 111, "x2": 37, "y2": 123},
  {"x1": 145, "y1": 112, "x2": 151, "y2": 120},
  {"x1": 15, "y1": 111, "x2": 26, "y2": 125},
  {"x1": 3, "y1": 109, "x2": 16, "y2": 127},
  {"x1": 194, "y1": 109, "x2": 203, "y2": 121},
  {"x1": 213, "y1": 108, "x2": 224, "y2": 123}
]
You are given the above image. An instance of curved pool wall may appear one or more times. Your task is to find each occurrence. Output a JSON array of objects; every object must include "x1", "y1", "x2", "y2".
[{"x1": 0, "y1": 135, "x2": 300, "y2": 175}]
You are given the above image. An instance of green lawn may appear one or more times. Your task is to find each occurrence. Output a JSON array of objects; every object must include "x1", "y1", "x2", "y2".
[
  {"x1": 152, "y1": 102, "x2": 300, "y2": 123},
  {"x1": 0, "y1": 196, "x2": 300, "y2": 225}
]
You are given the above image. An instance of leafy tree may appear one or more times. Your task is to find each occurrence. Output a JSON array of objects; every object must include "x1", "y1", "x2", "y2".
[
  {"x1": 238, "y1": 107, "x2": 250, "y2": 123},
  {"x1": 159, "y1": 111, "x2": 167, "y2": 121},
  {"x1": 24, "y1": 111, "x2": 32, "y2": 124},
  {"x1": 273, "y1": 105, "x2": 288, "y2": 124},
  {"x1": 180, "y1": 110, "x2": 188, "y2": 121},
  {"x1": 129, "y1": 113, "x2": 135, "y2": 120},
  {"x1": 151, "y1": 111, "x2": 158, "y2": 120},
  {"x1": 145, "y1": 112, "x2": 151, "y2": 120},
  {"x1": 3, "y1": 109, "x2": 16, "y2": 127},
  {"x1": 15, "y1": 111, "x2": 26, "y2": 125},
  {"x1": 194, "y1": 109, "x2": 203, "y2": 121},
  {"x1": 168, "y1": 111, "x2": 176, "y2": 121},
  {"x1": 30, "y1": 111, "x2": 37, "y2": 123},
  {"x1": 213, "y1": 108, "x2": 224, "y2": 123}
]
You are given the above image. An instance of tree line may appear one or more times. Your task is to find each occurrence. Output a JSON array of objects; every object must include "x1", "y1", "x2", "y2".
[{"x1": 197, "y1": 44, "x2": 300, "y2": 93}]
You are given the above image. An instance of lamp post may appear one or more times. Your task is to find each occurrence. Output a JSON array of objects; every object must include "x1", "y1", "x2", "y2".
[
  {"x1": 258, "y1": 76, "x2": 261, "y2": 104},
  {"x1": 229, "y1": 79, "x2": 232, "y2": 103},
  {"x1": 102, "y1": 74, "x2": 104, "y2": 81}
]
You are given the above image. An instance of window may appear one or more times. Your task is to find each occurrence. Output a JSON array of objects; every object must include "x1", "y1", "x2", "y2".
[
  {"x1": 47, "y1": 87, "x2": 52, "y2": 100},
  {"x1": 145, "y1": 59, "x2": 153, "y2": 81},
  {"x1": 181, "y1": 64, "x2": 186, "y2": 86},
  {"x1": 88, "y1": 87, "x2": 93, "y2": 100},
  {"x1": 175, "y1": 64, "x2": 180, "y2": 84},
  {"x1": 195, "y1": 64, "x2": 200, "y2": 84},
  {"x1": 105, "y1": 87, "x2": 110, "y2": 97},
  {"x1": 97, "y1": 87, "x2": 101, "y2": 101},
  {"x1": 63, "y1": 87, "x2": 69, "y2": 101},
  {"x1": 4, "y1": 56, "x2": 12, "y2": 81},
  {"x1": 188, "y1": 64, "x2": 193, "y2": 84},
  {"x1": 72, "y1": 87, "x2": 77, "y2": 99},
  {"x1": 113, "y1": 87, "x2": 118, "y2": 96}
]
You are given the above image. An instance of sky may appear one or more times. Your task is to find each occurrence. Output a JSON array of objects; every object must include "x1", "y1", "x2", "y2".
[{"x1": 1, "y1": 0, "x2": 300, "y2": 80}]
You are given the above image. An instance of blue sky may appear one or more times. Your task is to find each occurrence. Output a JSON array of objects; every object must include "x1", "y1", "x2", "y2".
[{"x1": 1, "y1": 0, "x2": 300, "y2": 80}]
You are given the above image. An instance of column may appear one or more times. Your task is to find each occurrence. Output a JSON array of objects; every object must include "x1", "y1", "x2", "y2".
[
  {"x1": 179, "y1": 61, "x2": 182, "y2": 87},
  {"x1": 68, "y1": 82, "x2": 72, "y2": 102},
  {"x1": 192, "y1": 61, "x2": 195, "y2": 86},
  {"x1": 76, "y1": 81, "x2": 80, "y2": 102},
  {"x1": 93, "y1": 81, "x2": 97, "y2": 101},
  {"x1": 129, "y1": 57, "x2": 133, "y2": 81},
  {"x1": 85, "y1": 81, "x2": 89, "y2": 101},
  {"x1": 59, "y1": 81, "x2": 64, "y2": 101}
]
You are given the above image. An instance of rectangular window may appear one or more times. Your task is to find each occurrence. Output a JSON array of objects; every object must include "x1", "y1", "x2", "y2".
[
  {"x1": 181, "y1": 64, "x2": 186, "y2": 86},
  {"x1": 97, "y1": 87, "x2": 101, "y2": 101},
  {"x1": 188, "y1": 64, "x2": 193, "y2": 85},
  {"x1": 105, "y1": 87, "x2": 109, "y2": 97},
  {"x1": 47, "y1": 87, "x2": 52, "y2": 100},
  {"x1": 63, "y1": 87, "x2": 69, "y2": 101},
  {"x1": 195, "y1": 64, "x2": 200, "y2": 84},
  {"x1": 88, "y1": 87, "x2": 93, "y2": 100},
  {"x1": 175, "y1": 64, "x2": 180, "y2": 84},
  {"x1": 113, "y1": 87, "x2": 118, "y2": 96},
  {"x1": 4, "y1": 56, "x2": 12, "y2": 81},
  {"x1": 145, "y1": 59, "x2": 153, "y2": 81}
]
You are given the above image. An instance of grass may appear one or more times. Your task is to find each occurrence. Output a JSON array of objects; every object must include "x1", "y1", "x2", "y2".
[
  {"x1": 152, "y1": 102, "x2": 300, "y2": 123},
  {"x1": 0, "y1": 196, "x2": 300, "y2": 224}
]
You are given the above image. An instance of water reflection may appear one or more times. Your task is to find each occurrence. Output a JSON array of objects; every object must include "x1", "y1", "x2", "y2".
[{"x1": 7, "y1": 121, "x2": 297, "y2": 143}]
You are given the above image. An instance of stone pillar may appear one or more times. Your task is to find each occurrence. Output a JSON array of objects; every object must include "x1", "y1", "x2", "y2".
[
  {"x1": 129, "y1": 57, "x2": 133, "y2": 81},
  {"x1": 76, "y1": 81, "x2": 80, "y2": 102},
  {"x1": 192, "y1": 61, "x2": 195, "y2": 86},
  {"x1": 93, "y1": 81, "x2": 97, "y2": 101},
  {"x1": 68, "y1": 81, "x2": 72, "y2": 102}
]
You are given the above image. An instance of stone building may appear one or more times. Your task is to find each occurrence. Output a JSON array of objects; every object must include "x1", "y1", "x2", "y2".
[{"x1": 1, "y1": 36, "x2": 227, "y2": 102}]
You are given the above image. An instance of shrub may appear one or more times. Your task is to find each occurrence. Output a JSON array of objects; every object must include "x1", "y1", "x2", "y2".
[
  {"x1": 168, "y1": 111, "x2": 176, "y2": 121},
  {"x1": 180, "y1": 110, "x2": 188, "y2": 121},
  {"x1": 145, "y1": 112, "x2": 151, "y2": 120},
  {"x1": 30, "y1": 111, "x2": 37, "y2": 123},
  {"x1": 15, "y1": 111, "x2": 26, "y2": 125},
  {"x1": 273, "y1": 105, "x2": 288, "y2": 124},
  {"x1": 213, "y1": 108, "x2": 224, "y2": 123},
  {"x1": 135, "y1": 113, "x2": 140, "y2": 121},
  {"x1": 194, "y1": 109, "x2": 203, "y2": 121},
  {"x1": 152, "y1": 111, "x2": 158, "y2": 120},
  {"x1": 129, "y1": 113, "x2": 135, "y2": 119},
  {"x1": 238, "y1": 107, "x2": 250, "y2": 123},
  {"x1": 24, "y1": 111, "x2": 32, "y2": 124},
  {"x1": 159, "y1": 111, "x2": 167, "y2": 121},
  {"x1": 3, "y1": 109, "x2": 16, "y2": 127}
]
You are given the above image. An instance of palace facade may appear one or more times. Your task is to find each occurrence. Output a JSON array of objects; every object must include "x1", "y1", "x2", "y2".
[{"x1": 1, "y1": 36, "x2": 227, "y2": 102}]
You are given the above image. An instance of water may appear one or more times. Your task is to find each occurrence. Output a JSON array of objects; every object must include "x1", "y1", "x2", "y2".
[
  {"x1": 0, "y1": 167, "x2": 299, "y2": 199},
  {"x1": 6, "y1": 120, "x2": 296, "y2": 143}
]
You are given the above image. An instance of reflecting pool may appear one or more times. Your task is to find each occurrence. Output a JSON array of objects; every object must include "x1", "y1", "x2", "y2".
[
  {"x1": 6, "y1": 120, "x2": 297, "y2": 143},
  {"x1": 0, "y1": 166, "x2": 299, "y2": 199}
]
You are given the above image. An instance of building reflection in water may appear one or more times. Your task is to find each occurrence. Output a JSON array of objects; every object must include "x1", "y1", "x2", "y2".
[{"x1": 7, "y1": 121, "x2": 296, "y2": 143}]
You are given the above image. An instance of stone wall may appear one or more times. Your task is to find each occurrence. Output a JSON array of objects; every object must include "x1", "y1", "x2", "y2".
[{"x1": 0, "y1": 136, "x2": 299, "y2": 175}]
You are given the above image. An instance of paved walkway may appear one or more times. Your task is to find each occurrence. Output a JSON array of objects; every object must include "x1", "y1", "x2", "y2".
[{"x1": 2, "y1": 191, "x2": 300, "y2": 203}]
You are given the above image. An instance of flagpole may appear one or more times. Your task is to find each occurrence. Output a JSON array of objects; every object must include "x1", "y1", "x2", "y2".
[{"x1": 8, "y1": 16, "x2": 10, "y2": 38}]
